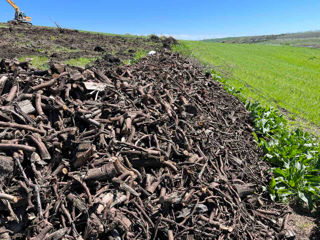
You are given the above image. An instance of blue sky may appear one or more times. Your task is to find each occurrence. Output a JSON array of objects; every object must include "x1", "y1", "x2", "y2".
[{"x1": 1, "y1": 0, "x2": 320, "y2": 40}]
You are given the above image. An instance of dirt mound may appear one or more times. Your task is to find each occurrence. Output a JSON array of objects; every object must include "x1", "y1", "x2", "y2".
[
  {"x1": 0, "y1": 24, "x2": 176, "y2": 62},
  {"x1": 162, "y1": 36, "x2": 178, "y2": 49},
  {"x1": 0, "y1": 52, "x2": 288, "y2": 239},
  {"x1": 149, "y1": 34, "x2": 162, "y2": 43},
  {"x1": 149, "y1": 35, "x2": 178, "y2": 49}
]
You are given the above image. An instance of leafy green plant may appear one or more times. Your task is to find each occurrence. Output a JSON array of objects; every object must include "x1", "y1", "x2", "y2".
[
  {"x1": 264, "y1": 129, "x2": 320, "y2": 205},
  {"x1": 246, "y1": 102, "x2": 286, "y2": 138}
]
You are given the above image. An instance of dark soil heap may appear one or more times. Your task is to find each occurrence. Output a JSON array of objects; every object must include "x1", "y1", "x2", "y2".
[
  {"x1": 0, "y1": 51, "x2": 288, "y2": 239},
  {"x1": 0, "y1": 24, "x2": 177, "y2": 63}
]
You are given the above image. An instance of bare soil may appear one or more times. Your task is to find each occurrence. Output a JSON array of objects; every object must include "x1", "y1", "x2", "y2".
[{"x1": 0, "y1": 24, "x2": 167, "y2": 63}]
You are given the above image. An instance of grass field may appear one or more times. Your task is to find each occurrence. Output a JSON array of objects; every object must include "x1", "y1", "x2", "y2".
[
  {"x1": 175, "y1": 41, "x2": 320, "y2": 133},
  {"x1": 205, "y1": 30, "x2": 320, "y2": 48},
  {"x1": 258, "y1": 37, "x2": 320, "y2": 48}
]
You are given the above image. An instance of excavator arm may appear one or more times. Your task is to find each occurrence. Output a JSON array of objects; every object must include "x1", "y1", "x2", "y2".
[
  {"x1": 6, "y1": 0, "x2": 19, "y2": 12},
  {"x1": 5, "y1": 0, "x2": 31, "y2": 24}
]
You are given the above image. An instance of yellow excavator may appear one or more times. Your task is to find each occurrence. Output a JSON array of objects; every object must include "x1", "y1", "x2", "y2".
[{"x1": 6, "y1": 0, "x2": 31, "y2": 25}]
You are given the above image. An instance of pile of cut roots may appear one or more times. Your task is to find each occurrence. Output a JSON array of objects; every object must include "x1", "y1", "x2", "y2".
[{"x1": 0, "y1": 51, "x2": 288, "y2": 239}]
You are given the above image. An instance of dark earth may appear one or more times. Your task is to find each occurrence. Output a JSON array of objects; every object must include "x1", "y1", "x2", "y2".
[{"x1": 0, "y1": 23, "x2": 175, "y2": 63}]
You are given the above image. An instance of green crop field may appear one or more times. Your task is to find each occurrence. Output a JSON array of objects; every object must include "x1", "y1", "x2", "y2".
[
  {"x1": 258, "y1": 37, "x2": 320, "y2": 48},
  {"x1": 205, "y1": 31, "x2": 320, "y2": 48},
  {"x1": 175, "y1": 41, "x2": 320, "y2": 133}
]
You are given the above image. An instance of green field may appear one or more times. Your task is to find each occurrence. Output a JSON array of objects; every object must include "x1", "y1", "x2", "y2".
[
  {"x1": 175, "y1": 41, "x2": 320, "y2": 133},
  {"x1": 258, "y1": 37, "x2": 320, "y2": 48},
  {"x1": 205, "y1": 30, "x2": 320, "y2": 48}
]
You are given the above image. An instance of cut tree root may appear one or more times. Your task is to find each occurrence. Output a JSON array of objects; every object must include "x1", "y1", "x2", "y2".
[{"x1": 0, "y1": 193, "x2": 18, "y2": 203}]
